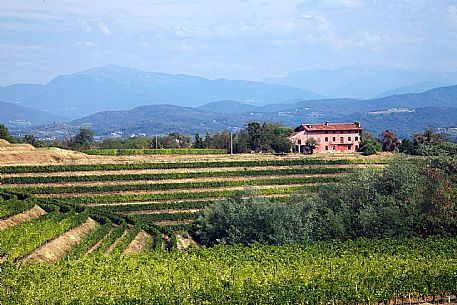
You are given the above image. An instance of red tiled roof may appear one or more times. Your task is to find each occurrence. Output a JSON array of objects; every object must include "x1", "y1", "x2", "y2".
[
  {"x1": 301, "y1": 123, "x2": 362, "y2": 131},
  {"x1": 288, "y1": 131, "x2": 300, "y2": 138}
]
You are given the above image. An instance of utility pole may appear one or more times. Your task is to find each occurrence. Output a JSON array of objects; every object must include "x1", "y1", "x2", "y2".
[
  {"x1": 230, "y1": 132, "x2": 233, "y2": 155},
  {"x1": 155, "y1": 134, "x2": 158, "y2": 149}
]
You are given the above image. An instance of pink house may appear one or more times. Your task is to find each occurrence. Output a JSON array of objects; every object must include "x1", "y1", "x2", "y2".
[{"x1": 289, "y1": 122, "x2": 363, "y2": 153}]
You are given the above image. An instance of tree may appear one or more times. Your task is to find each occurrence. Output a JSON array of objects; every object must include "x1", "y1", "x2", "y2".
[
  {"x1": 246, "y1": 122, "x2": 262, "y2": 151},
  {"x1": 69, "y1": 128, "x2": 94, "y2": 149},
  {"x1": 305, "y1": 137, "x2": 318, "y2": 154},
  {"x1": 358, "y1": 132, "x2": 381, "y2": 155},
  {"x1": 270, "y1": 136, "x2": 292, "y2": 154},
  {"x1": 190, "y1": 190, "x2": 311, "y2": 246},
  {"x1": 381, "y1": 130, "x2": 401, "y2": 152},
  {"x1": 193, "y1": 133, "x2": 205, "y2": 149},
  {"x1": 24, "y1": 134, "x2": 37, "y2": 147},
  {"x1": 0, "y1": 124, "x2": 14, "y2": 143}
]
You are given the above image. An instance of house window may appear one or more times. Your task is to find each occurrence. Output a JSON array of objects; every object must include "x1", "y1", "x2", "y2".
[
  {"x1": 333, "y1": 145, "x2": 336, "y2": 150},
  {"x1": 348, "y1": 136, "x2": 352, "y2": 141},
  {"x1": 325, "y1": 137, "x2": 328, "y2": 142},
  {"x1": 355, "y1": 145, "x2": 359, "y2": 150},
  {"x1": 340, "y1": 137, "x2": 344, "y2": 143},
  {"x1": 298, "y1": 139, "x2": 302, "y2": 145},
  {"x1": 355, "y1": 136, "x2": 359, "y2": 141},
  {"x1": 348, "y1": 145, "x2": 352, "y2": 150},
  {"x1": 332, "y1": 137, "x2": 336, "y2": 141},
  {"x1": 325, "y1": 146, "x2": 328, "y2": 150}
]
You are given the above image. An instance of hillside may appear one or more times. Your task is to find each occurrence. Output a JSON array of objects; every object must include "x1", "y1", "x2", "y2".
[
  {"x1": 0, "y1": 65, "x2": 321, "y2": 118},
  {"x1": 10, "y1": 85, "x2": 457, "y2": 140},
  {"x1": 0, "y1": 100, "x2": 66, "y2": 127}
]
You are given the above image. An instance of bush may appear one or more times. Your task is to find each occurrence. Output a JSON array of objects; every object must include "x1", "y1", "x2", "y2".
[{"x1": 191, "y1": 191, "x2": 312, "y2": 246}]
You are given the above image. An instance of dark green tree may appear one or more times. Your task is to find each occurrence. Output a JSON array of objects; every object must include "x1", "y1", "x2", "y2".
[
  {"x1": 0, "y1": 124, "x2": 15, "y2": 143},
  {"x1": 193, "y1": 133, "x2": 205, "y2": 148},
  {"x1": 69, "y1": 128, "x2": 94, "y2": 149},
  {"x1": 24, "y1": 134, "x2": 38, "y2": 147},
  {"x1": 358, "y1": 132, "x2": 381, "y2": 155}
]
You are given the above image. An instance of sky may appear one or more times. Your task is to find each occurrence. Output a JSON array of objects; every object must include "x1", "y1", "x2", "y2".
[{"x1": 1, "y1": 0, "x2": 457, "y2": 86}]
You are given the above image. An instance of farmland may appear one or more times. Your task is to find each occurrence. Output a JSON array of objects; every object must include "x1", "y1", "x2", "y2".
[
  {"x1": 1, "y1": 146, "x2": 456, "y2": 304},
  {"x1": 0, "y1": 150, "x2": 387, "y2": 232}
]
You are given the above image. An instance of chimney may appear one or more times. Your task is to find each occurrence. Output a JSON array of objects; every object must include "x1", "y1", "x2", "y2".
[
  {"x1": 354, "y1": 121, "x2": 361, "y2": 128},
  {"x1": 325, "y1": 121, "x2": 329, "y2": 126}
]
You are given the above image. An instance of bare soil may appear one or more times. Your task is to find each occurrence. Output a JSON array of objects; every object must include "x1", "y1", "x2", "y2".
[
  {"x1": 84, "y1": 194, "x2": 290, "y2": 207},
  {"x1": 0, "y1": 205, "x2": 47, "y2": 231},
  {"x1": 123, "y1": 230, "x2": 153, "y2": 255},
  {"x1": 176, "y1": 234, "x2": 199, "y2": 250},
  {"x1": 21, "y1": 217, "x2": 99, "y2": 263},
  {"x1": 125, "y1": 208, "x2": 202, "y2": 215},
  {"x1": 2, "y1": 173, "x2": 337, "y2": 188},
  {"x1": 35, "y1": 183, "x2": 317, "y2": 199},
  {"x1": 154, "y1": 219, "x2": 194, "y2": 226},
  {"x1": 1, "y1": 163, "x2": 384, "y2": 178}
]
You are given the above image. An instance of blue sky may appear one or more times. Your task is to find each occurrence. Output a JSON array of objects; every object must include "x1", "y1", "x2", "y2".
[{"x1": 1, "y1": 0, "x2": 457, "y2": 86}]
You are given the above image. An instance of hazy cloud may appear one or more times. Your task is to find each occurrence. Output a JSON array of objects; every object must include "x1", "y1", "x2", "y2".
[{"x1": 0, "y1": 0, "x2": 456, "y2": 85}]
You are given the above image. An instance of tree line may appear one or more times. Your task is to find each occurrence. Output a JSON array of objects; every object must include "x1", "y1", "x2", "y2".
[
  {"x1": 1, "y1": 123, "x2": 456, "y2": 156},
  {"x1": 191, "y1": 154, "x2": 457, "y2": 245}
]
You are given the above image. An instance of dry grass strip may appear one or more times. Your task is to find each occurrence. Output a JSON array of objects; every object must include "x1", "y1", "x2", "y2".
[
  {"x1": 21, "y1": 218, "x2": 98, "y2": 263},
  {"x1": 123, "y1": 230, "x2": 153, "y2": 255},
  {"x1": 0, "y1": 205, "x2": 47, "y2": 231}
]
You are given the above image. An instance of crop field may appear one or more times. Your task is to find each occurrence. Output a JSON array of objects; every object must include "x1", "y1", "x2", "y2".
[
  {"x1": 1, "y1": 150, "x2": 457, "y2": 304},
  {"x1": 0, "y1": 153, "x2": 388, "y2": 232},
  {"x1": 0, "y1": 152, "x2": 389, "y2": 258}
]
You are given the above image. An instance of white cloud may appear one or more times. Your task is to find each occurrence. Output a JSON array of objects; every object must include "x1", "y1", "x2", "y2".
[
  {"x1": 97, "y1": 22, "x2": 111, "y2": 35},
  {"x1": 77, "y1": 41, "x2": 96, "y2": 47},
  {"x1": 448, "y1": 6, "x2": 457, "y2": 26},
  {"x1": 80, "y1": 20, "x2": 92, "y2": 32}
]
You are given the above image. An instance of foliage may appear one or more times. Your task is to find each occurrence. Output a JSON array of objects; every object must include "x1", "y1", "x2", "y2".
[
  {"x1": 380, "y1": 130, "x2": 401, "y2": 152},
  {"x1": 358, "y1": 132, "x2": 382, "y2": 155},
  {"x1": 1, "y1": 237, "x2": 457, "y2": 304},
  {"x1": 191, "y1": 191, "x2": 313, "y2": 246},
  {"x1": 193, "y1": 133, "x2": 205, "y2": 148},
  {"x1": 82, "y1": 148, "x2": 226, "y2": 155},
  {"x1": 0, "y1": 167, "x2": 352, "y2": 184},
  {"x1": 0, "y1": 124, "x2": 15, "y2": 143},
  {"x1": 68, "y1": 128, "x2": 94, "y2": 149},
  {"x1": 0, "y1": 158, "x2": 386, "y2": 174},
  {"x1": 9, "y1": 176, "x2": 336, "y2": 195},
  {"x1": 316, "y1": 154, "x2": 457, "y2": 239}
]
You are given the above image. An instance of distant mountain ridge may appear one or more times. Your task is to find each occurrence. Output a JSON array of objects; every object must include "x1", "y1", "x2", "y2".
[
  {"x1": 264, "y1": 67, "x2": 457, "y2": 98},
  {"x1": 0, "y1": 65, "x2": 322, "y2": 119},
  {"x1": 24, "y1": 85, "x2": 457, "y2": 141},
  {"x1": 0, "y1": 100, "x2": 66, "y2": 128}
]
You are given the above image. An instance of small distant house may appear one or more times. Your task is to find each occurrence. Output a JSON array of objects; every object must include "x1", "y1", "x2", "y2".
[{"x1": 289, "y1": 122, "x2": 363, "y2": 153}]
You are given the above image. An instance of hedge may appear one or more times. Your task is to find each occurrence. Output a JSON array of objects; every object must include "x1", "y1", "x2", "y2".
[{"x1": 82, "y1": 148, "x2": 227, "y2": 155}]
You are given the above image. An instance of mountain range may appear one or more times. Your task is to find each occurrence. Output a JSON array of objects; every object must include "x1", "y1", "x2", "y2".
[
  {"x1": 1, "y1": 65, "x2": 456, "y2": 141},
  {"x1": 17, "y1": 85, "x2": 457, "y2": 141},
  {"x1": 0, "y1": 65, "x2": 321, "y2": 119},
  {"x1": 264, "y1": 67, "x2": 457, "y2": 98}
]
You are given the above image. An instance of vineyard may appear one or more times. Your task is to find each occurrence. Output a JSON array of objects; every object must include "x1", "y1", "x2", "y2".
[
  {"x1": 0, "y1": 154, "x2": 387, "y2": 232},
  {"x1": 1, "y1": 152, "x2": 456, "y2": 304}
]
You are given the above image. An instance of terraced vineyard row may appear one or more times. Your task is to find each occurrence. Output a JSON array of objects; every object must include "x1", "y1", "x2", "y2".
[
  {"x1": 0, "y1": 191, "x2": 173, "y2": 263},
  {"x1": 0, "y1": 156, "x2": 388, "y2": 231}
]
